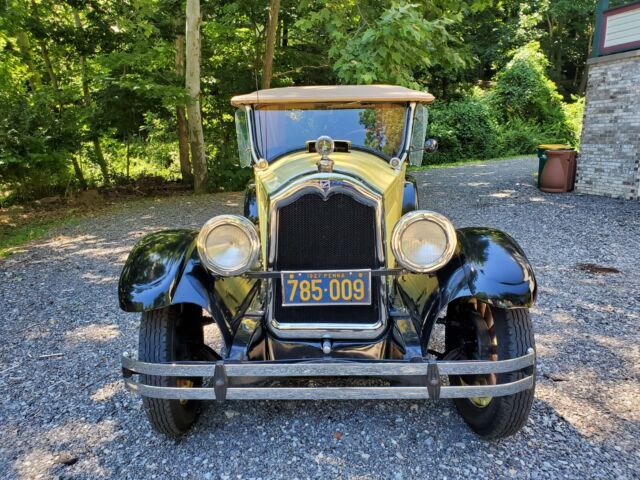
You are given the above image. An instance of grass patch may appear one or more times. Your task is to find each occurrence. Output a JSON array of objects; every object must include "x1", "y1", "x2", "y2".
[
  {"x1": 0, "y1": 215, "x2": 79, "y2": 258},
  {"x1": 409, "y1": 154, "x2": 536, "y2": 171}
]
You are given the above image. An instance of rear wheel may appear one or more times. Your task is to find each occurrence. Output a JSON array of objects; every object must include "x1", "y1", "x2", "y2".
[
  {"x1": 139, "y1": 304, "x2": 205, "y2": 438},
  {"x1": 445, "y1": 301, "x2": 535, "y2": 439}
]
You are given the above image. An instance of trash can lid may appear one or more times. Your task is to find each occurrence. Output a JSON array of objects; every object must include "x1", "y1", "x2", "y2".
[{"x1": 539, "y1": 144, "x2": 571, "y2": 150}]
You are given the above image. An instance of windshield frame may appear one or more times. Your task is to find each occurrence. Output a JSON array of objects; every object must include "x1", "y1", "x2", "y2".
[{"x1": 247, "y1": 102, "x2": 415, "y2": 163}]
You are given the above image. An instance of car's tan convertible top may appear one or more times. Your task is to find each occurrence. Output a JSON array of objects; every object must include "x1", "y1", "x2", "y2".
[{"x1": 230, "y1": 84, "x2": 435, "y2": 107}]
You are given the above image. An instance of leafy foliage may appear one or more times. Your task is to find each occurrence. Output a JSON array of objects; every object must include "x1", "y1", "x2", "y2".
[
  {"x1": 428, "y1": 96, "x2": 500, "y2": 163},
  {"x1": 0, "y1": 0, "x2": 593, "y2": 202},
  {"x1": 330, "y1": 3, "x2": 466, "y2": 88},
  {"x1": 491, "y1": 42, "x2": 565, "y2": 126},
  {"x1": 427, "y1": 43, "x2": 584, "y2": 162}
]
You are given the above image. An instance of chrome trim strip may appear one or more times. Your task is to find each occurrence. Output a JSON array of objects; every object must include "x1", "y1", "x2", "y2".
[
  {"x1": 398, "y1": 101, "x2": 416, "y2": 167},
  {"x1": 245, "y1": 105, "x2": 260, "y2": 165},
  {"x1": 245, "y1": 268, "x2": 404, "y2": 279},
  {"x1": 270, "y1": 319, "x2": 384, "y2": 333},
  {"x1": 122, "y1": 349, "x2": 535, "y2": 378}
]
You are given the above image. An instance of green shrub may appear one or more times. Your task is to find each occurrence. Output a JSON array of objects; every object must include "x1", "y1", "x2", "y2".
[
  {"x1": 206, "y1": 138, "x2": 252, "y2": 192},
  {"x1": 0, "y1": 90, "x2": 78, "y2": 200},
  {"x1": 424, "y1": 42, "x2": 584, "y2": 162},
  {"x1": 427, "y1": 96, "x2": 501, "y2": 164},
  {"x1": 562, "y1": 96, "x2": 586, "y2": 147},
  {"x1": 490, "y1": 42, "x2": 566, "y2": 127},
  {"x1": 498, "y1": 118, "x2": 544, "y2": 155}
]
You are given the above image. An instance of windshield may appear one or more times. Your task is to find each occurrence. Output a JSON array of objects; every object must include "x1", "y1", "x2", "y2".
[{"x1": 253, "y1": 103, "x2": 408, "y2": 161}]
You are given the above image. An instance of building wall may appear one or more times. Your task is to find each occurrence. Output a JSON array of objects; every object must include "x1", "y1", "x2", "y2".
[{"x1": 576, "y1": 50, "x2": 640, "y2": 200}]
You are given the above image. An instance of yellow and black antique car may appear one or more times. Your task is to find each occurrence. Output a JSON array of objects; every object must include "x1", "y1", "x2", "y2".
[{"x1": 119, "y1": 85, "x2": 537, "y2": 439}]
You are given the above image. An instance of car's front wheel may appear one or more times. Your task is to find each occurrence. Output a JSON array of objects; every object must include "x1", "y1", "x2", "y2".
[
  {"x1": 138, "y1": 304, "x2": 205, "y2": 438},
  {"x1": 445, "y1": 301, "x2": 536, "y2": 439}
]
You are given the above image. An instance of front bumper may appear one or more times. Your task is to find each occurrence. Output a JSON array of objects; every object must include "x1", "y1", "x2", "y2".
[{"x1": 121, "y1": 349, "x2": 535, "y2": 401}]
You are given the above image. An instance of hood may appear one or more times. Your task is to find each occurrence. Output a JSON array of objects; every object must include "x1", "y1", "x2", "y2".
[{"x1": 253, "y1": 150, "x2": 407, "y2": 267}]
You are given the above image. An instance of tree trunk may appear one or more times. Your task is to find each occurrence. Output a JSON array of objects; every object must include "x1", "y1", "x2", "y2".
[
  {"x1": 73, "y1": 10, "x2": 110, "y2": 186},
  {"x1": 29, "y1": 2, "x2": 85, "y2": 188},
  {"x1": 126, "y1": 136, "x2": 131, "y2": 180},
  {"x1": 71, "y1": 156, "x2": 88, "y2": 190},
  {"x1": 282, "y1": 22, "x2": 288, "y2": 48},
  {"x1": 261, "y1": 0, "x2": 280, "y2": 89},
  {"x1": 175, "y1": 31, "x2": 193, "y2": 185},
  {"x1": 16, "y1": 32, "x2": 42, "y2": 90},
  {"x1": 39, "y1": 41, "x2": 58, "y2": 90},
  {"x1": 185, "y1": 0, "x2": 208, "y2": 193}
]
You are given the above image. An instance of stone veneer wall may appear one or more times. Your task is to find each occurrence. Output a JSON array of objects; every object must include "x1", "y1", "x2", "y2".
[{"x1": 576, "y1": 49, "x2": 640, "y2": 200}]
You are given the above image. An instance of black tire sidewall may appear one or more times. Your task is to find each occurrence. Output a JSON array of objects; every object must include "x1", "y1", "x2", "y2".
[
  {"x1": 447, "y1": 306, "x2": 536, "y2": 439},
  {"x1": 139, "y1": 305, "x2": 204, "y2": 437}
]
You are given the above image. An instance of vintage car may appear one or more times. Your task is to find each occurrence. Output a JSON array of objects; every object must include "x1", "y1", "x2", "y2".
[{"x1": 120, "y1": 85, "x2": 536, "y2": 439}]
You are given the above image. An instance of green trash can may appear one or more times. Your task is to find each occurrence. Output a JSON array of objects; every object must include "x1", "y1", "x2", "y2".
[{"x1": 537, "y1": 144, "x2": 571, "y2": 187}]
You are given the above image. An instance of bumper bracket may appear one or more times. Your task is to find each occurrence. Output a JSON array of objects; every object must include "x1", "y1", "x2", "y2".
[
  {"x1": 427, "y1": 360, "x2": 441, "y2": 401},
  {"x1": 213, "y1": 361, "x2": 227, "y2": 403}
]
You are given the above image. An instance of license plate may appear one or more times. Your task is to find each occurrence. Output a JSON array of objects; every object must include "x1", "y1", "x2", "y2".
[{"x1": 281, "y1": 270, "x2": 371, "y2": 306}]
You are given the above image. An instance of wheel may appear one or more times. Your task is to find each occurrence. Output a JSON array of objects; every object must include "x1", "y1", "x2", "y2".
[
  {"x1": 139, "y1": 304, "x2": 205, "y2": 438},
  {"x1": 445, "y1": 301, "x2": 535, "y2": 439}
]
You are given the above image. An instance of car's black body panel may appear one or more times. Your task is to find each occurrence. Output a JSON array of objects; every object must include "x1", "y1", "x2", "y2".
[
  {"x1": 229, "y1": 317, "x2": 416, "y2": 361},
  {"x1": 118, "y1": 230, "x2": 201, "y2": 312},
  {"x1": 402, "y1": 175, "x2": 419, "y2": 214},
  {"x1": 457, "y1": 227, "x2": 537, "y2": 308},
  {"x1": 244, "y1": 183, "x2": 259, "y2": 224}
]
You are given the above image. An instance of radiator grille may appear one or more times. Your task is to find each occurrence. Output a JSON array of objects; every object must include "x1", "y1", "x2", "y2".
[{"x1": 273, "y1": 192, "x2": 380, "y2": 326}]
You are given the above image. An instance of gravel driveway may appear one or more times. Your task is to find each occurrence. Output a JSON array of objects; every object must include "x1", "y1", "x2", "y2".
[{"x1": 1, "y1": 157, "x2": 638, "y2": 479}]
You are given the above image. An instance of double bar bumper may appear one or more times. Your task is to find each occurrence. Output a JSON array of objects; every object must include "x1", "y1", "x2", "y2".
[{"x1": 121, "y1": 349, "x2": 535, "y2": 401}]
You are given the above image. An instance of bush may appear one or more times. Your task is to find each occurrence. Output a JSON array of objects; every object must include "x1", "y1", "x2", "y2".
[
  {"x1": 422, "y1": 42, "x2": 586, "y2": 165},
  {"x1": 0, "y1": 90, "x2": 78, "y2": 200},
  {"x1": 562, "y1": 96, "x2": 586, "y2": 147},
  {"x1": 427, "y1": 96, "x2": 500, "y2": 163},
  {"x1": 498, "y1": 118, "x2": 544, "y2": 156},
  {"x1": 490, "y1": 42, "x2": 566, "y2": 128}
]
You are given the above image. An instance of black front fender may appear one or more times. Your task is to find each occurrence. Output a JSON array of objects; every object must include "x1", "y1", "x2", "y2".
[
  {"x1": 118, "y1": 230, "x2": 215, "y2": 312},
  {"x1": 456, "y1": 227, "x2": 537, "y2": 308},
  {"x1": 396, "y1": 227, "x2": 536, "y2": 350},
  {"x1": 119, "y1": 229, "x2": 259, "y2": 350}
]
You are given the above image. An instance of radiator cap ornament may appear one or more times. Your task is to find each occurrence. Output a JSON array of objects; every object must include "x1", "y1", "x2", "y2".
[{"x1": 316, "y1": 135, "x2": 335, "y2": 173}]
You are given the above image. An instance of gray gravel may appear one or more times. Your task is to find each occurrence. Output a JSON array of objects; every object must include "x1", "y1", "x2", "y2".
[{"x1": 1, "y1": 156, "x2": 639, "y2": 479}]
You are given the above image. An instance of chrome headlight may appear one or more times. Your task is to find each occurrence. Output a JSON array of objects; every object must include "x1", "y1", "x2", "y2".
[
  {"x1": 391, "y1": 211, "x2": 457, "y2": 273},
  {"x1": 197, "y1": 215, "x2": 260, "y2": 276}
]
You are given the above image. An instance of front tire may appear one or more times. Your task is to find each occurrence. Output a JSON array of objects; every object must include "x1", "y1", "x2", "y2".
[
  {"x1": 446, "y1": 303, "x2": 536, "y2": 439},
  {"x1": 139, "y1": 304, "x2": 204, "y2": 438}
]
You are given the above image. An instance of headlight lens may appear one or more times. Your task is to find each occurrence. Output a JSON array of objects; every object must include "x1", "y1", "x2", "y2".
[
  {"x1": 197, "y1": 215, "x2": 260, "y2": 275},
  {"x1": 391, "y1": 211, "x2": 457, "y2": 273}
]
